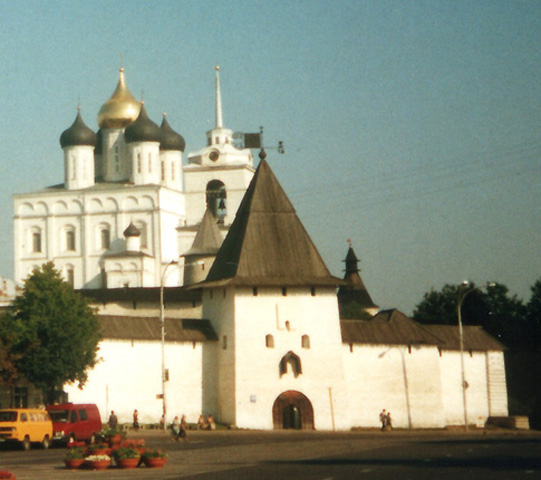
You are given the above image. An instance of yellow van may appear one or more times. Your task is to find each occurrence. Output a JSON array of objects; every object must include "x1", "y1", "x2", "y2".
[{"x1": 0, "y1": 408, "x2": 53, "y2": 450}]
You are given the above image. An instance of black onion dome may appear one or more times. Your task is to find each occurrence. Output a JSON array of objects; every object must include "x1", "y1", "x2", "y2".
[
  {"x1": 123, "y1": 222, "x2": 141, "y2": 237},
  {"x1": 60, "y1": 109, "x2": 97, "y2": 148},
  {"x1": 160, "y1": 115, "x2": 185, "y2": 152},
  {"x1": 124, "y1": 103, "x2": 161, "y2": 143}
]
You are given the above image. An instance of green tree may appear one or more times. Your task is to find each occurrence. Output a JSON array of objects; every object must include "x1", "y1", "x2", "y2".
[
  {"x1": 526, "y1": 278, "x2": 541, "y2": 347},
  {"x1": 412, "y1": 282, "x2": 526, "y2": 348},
  {"x1": 1, "y1": 262, "x2": 101, "y2": 403}
]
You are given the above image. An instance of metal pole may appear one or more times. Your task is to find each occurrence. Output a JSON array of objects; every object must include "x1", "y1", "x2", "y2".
[
  {"x1": 160, "y1": 260, "x2": 176, "y2": 432},
  {"x1": 328, "y1": 387, "x2": 335, "y2": 431},
  {"x1": 457, "y1": 291, "x2": 469, "y2": 431}
]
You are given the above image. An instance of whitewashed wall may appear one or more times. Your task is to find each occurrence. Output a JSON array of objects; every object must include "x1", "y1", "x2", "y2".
[{"x1": 64, "y1": 339, "x2": 205, "y2": 426}]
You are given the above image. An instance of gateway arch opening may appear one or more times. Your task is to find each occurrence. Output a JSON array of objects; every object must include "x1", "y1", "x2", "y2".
[{"x1": 272, "y1": 390, "x2": 314, "y2": 430}]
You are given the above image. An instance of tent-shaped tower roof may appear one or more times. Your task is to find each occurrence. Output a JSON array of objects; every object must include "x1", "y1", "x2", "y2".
[{"x1": 202, "y1": 158, "x2": 343, "y2": 287}]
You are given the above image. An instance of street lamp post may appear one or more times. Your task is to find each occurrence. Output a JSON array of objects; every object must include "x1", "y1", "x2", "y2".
[
  {"x1": 160, "y1": 259, "x2": 178, "y2": 432},
  {"x1": 457, "y1": 281, "x2": 495, "y2": 431}
]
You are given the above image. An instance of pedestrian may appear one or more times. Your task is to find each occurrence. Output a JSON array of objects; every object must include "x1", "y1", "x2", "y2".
[
  {"x1": 133, "y1": 409, "x2": 139, "y2": 431},
  {"x1": 379, "y1": 409, "x2": 387, "y2": 431},
  {"x1": 108, "y1": 410, "x2": 118, "y2": 429},
  {"x1": 197, "y1": 415, "x2": 207, "y2": 430},
  {"x1": 206, "y1": 414, "x2": 216, "y2": 430},
  {"x1": 171, "y1": 415, "x2": 180, "y2": 440},
  {"x1": 179, "y1": 414, "x2": 189, "y2": 442},
  {"x1": 385, "y1": 412, "x2": 392, "y2": 431}
]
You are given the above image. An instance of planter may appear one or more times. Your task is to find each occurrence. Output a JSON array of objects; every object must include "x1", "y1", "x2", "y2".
[
  {"x1": 87, "y1": 448, "x2": 110, "y2": 456},
  {"x1": 64, "y1": 459, "x2": 85, "y2": 469},
  {"x1": 143, "y1": 457, "x2": 167, "y2": 468},
  {"x1": 86, "y1": 459, "x2": 111, "y2": 470},
  {"x1": 116, "y1": 457, "x2": 140, "y2": 469},
  {"x1": 108, "y1": 434, "x2": 123, "y2": 445}
]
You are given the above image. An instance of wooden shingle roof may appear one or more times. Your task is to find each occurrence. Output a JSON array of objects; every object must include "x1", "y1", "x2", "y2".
[
  {"x1": 79, "y1": 286, "x2": 201, "y2": 304},
  {"x1": 423, "y1": 324, "x2": 505, "y2": 351},
  {"x1": 99, "y1": 315, "x2": 217, "y2": 342},
  {"x1": 182, "y1": 208, "x2": 223, "y2": 257},
  {"x1": 341, "y1": 309, "x2": 442, "y2": 346},
  {"x1": 341, "y1": 309, "x2": 505, "y2": 351},
  {"x1": 202, "y1": 159, "x2": 343, "y2": 287}
]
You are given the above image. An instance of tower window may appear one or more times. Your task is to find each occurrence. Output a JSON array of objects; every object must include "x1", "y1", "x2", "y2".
[
  {"x1": 222, "y1": 335, "x2": 227, "y2": 350},
  {"x1": 206, "y1": 180, "x2": 227, "y2": 223},
  {"x1": 171, "y1": 164, "x2": 175, "y2": 181},
  {"x1": 32, "y1": 231, "x2": 42, "y2": 253},
  {"x1": 137, "y1": 153, "x2": 142, "y2": 174},
  {"x1": 253, "y1": 287, "x2": 258, "y2": 296},
  {"x1": 311, "y1": 287, "x2": 316, "y2": 297},
  {"x1": 148, "y1": 153, "x2": 152, "y2": 173},
  {"x1": 282, "y1": 287, "x2": 287, "y2": 296},
  {"x1": 265, "y1": 334, "x2": 274, "y2": 348},
  {"x1": 161, "y1": 160, "x2": 165, "y2": 181},
  {"x1": 301, "y1": 335, "x2": 310, "y2": 349}
]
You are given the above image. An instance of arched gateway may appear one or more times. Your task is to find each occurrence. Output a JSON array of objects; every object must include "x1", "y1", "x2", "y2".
[{"x1": 272, "y1": 391, "x2": 314, "y2": 430}]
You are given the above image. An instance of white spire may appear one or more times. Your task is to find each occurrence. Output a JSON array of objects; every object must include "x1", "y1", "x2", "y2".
[{"x1": 215, "y1": 66, "x2": 223, "y2": 128}]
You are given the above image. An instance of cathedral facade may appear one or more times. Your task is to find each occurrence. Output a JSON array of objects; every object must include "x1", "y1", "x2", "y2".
[{"x1": 13, "y1": 67, "x2": 254, "y2": 291}]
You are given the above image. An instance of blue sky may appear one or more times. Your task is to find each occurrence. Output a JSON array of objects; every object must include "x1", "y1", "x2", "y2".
[{"x1": 0, "y1": 0, "x2": 539, "y2": 314}]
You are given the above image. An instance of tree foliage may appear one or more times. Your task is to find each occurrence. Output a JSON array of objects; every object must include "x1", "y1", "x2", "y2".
[
  {"x1": 0, "y1": 263, "x2": 101, "y2": 402},
  {"x1": 412, "y1": 282, "x2": 528, "y2": 349}
]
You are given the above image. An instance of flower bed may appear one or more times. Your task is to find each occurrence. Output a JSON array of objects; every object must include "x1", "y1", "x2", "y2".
[{"x1": 85, "y1": 454, "x2": 111, "y2": 470}]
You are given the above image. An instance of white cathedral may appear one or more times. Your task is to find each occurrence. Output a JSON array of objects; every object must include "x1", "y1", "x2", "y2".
[{"x1": 9, "y1": 67, "x2": 509, "y2": 430}]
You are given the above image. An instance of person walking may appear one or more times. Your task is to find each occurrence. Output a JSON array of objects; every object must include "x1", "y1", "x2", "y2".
[
  {"x1": 133, "y1": 409, "x2": 139, "y2": 431},
  {"x1": 108, "y1": 410, "x2": 118, "y2": 429},
  {"x1": 379, "y1": 409, "x2": 387, "y2": 431}
]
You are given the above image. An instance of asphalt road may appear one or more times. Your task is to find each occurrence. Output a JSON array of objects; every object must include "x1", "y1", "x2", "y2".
[{"x1": 1, "y1": 429, "x2": 540, "y2": 479}]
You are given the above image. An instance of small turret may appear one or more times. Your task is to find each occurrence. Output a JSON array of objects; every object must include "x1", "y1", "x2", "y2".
[
  {"x1": 124, "y1": 222, "x2": 142, "y2": 252},
  {"x1": 337, "y1": 242, "x2": 379, "y2": 318}
]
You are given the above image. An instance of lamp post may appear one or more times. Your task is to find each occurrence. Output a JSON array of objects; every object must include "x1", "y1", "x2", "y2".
[
  {"x1": 457, "y1": 281, "x2": 495, "y2": 431},
  {"x1": 160, "y1": 259, "x2": 178, "y2": 432}
]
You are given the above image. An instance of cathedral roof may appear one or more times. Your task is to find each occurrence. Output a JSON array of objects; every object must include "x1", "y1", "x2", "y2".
[
  {"x1": 160, "y1": 114, "x2": 185, "y2": 152},
  {"x1": 201, "y1": 158, "x2": 343, "y2": 287},
  {"x1": 60, "y1": 108, "x2": 97, "y2": 148},
  {"x1": 124, "y1": 103, "x2": 161, "y2": 143},
  {"x1": 183, "y1": 208, "x2": 222, "y2": 257},
  {"x1": 97, "y1": 68, "x2": 141, "y2": 129}
]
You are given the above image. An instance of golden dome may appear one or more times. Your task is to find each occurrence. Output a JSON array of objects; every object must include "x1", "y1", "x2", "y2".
[{"x1": 97, "y1": 68, "x2": 141, "y2": 129}]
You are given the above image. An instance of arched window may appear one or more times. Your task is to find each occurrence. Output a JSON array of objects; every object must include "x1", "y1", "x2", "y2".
[
  {"x1": 206, "y1": 180, "x2": 227, "y2": 223},
  {"x1": 31, "y1": 229, "x2": 42, "y2": 253},
  {"x1": 100, "y1": 228, "x2": 110, "y2": 250},
  {"x1": 301, "y1": 335, "x2": 310, "y2": 349},
  {"x1": 222, "y1": 335, "x2": 227, "y2": 350},
  {"x1": 265, "y1": 334, "x2": 274, "y2": 348},
  {"x1": 279, "y1": 351, "x2": 302, "y2": 378},
  {"x1": 65, "y1": 227, "x2": 76, "y2": 251},
  {"x1": 65, "y1": 265, "x2": 74, "y2": 286}
]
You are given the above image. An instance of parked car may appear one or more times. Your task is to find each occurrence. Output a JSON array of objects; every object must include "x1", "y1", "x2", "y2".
[
  {"x1": 0, "y1": 408, "x2": 53, "y2": 450},
  {"x1": 46, "y1": 403, "x2": 102, "y2": 444}
]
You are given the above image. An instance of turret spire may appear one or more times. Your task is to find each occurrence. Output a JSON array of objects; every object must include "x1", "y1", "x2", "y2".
[{"x1": 215, "y1": 66, "x2": 223, "y2": 129}]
